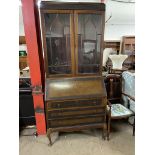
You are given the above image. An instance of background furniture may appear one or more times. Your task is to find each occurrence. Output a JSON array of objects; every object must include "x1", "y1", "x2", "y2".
[
  {"x1": 19, "y1": 35, "x2": 36, "y2": 134},
  {"x1": 40, "y1": 2, "x2": 107, "y2": 145},
  {"x1": 19, "y1": 78, "x2": 36, "y2": 128},
  {"x1": 108, "y1": 54, "x2": 128, "y2": 74},
  {"x1": 104, "y1": 74, "x2": 122, "y2": 102},
  {"x1": 121, "y1": 36, "x2": 135, "y2": 70},
  {"x1": 122, "y1": 71, "x2": 135, "y2": 135},
  {"x1": 19, "y1": 36, "x2": 29, "y2": 72},
  {"x1": 104, "y1": 63, "x2": 135, "y2": 139},
  {"x1": 19, "y1": 36, "x2": 26, "y2": 45},
  {"x1": 104, "y1": 36, "x2": 135, "y2": 72},
  {"x1": 121, "y1": 36, "x2": 135, "y2": 54},
  {"x1": 106, "y1": 55, "x2": 128, "y2": 74},
  {"x1": 102, "y1": 48, "x2": 117, "y2": 73},
  {"x1": 122, "y1": 71, "x2": 135, "y2": 107},
  {"x1": 109, "y1": 55, "x2": 128, "y2": 69},
  {"x1": 105, "y1": 74, "x2": 134, "y2": 140},
  {"x1": 107, "y1": 95, "x2": 134, "y2": 140},
  {"x1": 122, "y1": 92, "x2": 135, "y2": 136},
  {"x1": 19, "y1": 56, "x2": 28, "y2": 70},
  {"x1": 19, "y1": 77, "x2": 38, "y2": 137},
  {"x1": 104, "y1": 40, "x2": 120, "y2": 53}
]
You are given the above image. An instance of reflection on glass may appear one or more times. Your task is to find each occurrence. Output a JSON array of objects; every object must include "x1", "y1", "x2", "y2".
[
  {"x1": 44, "y1": 13, "x2": 71, "y2": 75},
  {"x1": 77, "y1": 14, "x2": 102, "y2": 74}
]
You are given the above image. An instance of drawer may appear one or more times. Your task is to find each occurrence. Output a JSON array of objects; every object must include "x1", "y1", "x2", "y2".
[
  {"x1": 47, "y1": 98, "x2": 106, "y2": 109},
  {"x1": 47, "y1": 107, "x2": 105, "y2": 118},
  {"x1": 48, "y1": 115, "x2": 104, "y2": 128}
]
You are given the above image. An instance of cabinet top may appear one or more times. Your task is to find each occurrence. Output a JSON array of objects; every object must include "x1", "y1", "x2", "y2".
[{"x1": 40, "y1": 1, "x2": 105, "y2": 11}]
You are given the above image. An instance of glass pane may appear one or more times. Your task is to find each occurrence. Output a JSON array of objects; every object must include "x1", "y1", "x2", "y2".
[
  {"x1": 77, "y1": 14, "x2": 102, "y2": 74},
  {"x1": 44, "y1": 13, "x2": 71, "y2": 75}
]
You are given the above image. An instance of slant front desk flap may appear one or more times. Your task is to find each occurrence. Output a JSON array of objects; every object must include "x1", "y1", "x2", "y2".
[{"x1": 45, "y1": 77, "x2": 106, "y2": 101}]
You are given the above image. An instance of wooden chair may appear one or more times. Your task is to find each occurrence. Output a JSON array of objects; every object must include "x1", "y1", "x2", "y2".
[
  {"x1": 106, "y1": 92, "x2": 135, "y2": 140},
  {"x1": 123, "y1": 92, "x2": 135, "y2": 136}
]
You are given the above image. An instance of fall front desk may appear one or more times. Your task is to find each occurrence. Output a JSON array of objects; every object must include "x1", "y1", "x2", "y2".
[{"x1": 39, "y1": 1, "x2": 107, "y2": 145}]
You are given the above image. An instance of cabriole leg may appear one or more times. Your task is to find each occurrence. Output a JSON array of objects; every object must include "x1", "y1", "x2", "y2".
[{"x1": 47, "y1": 129, "x2": 53, "y2": 146}]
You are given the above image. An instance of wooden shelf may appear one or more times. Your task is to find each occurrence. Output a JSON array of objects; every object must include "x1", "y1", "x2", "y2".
[
  {"x1": 104, "y1": 40, "x2": 120, "y2": 52},
  {"x1": 19, "y1": 36, "x2": 26, "y2": 45},
  {"x1": 19, "y1": 56, "x2": 28, "y2": 70}
]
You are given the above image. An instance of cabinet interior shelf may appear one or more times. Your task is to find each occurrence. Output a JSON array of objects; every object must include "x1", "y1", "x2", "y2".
[
  {"x1": 48, "y1": 64, "x2": 71, "y2": 67},
  {"x1": 46, "y1": 34, "x2": 70, "y2": 38},
  {"x1": 79, "y1": 64, "x2": 99, "y2": 66}
]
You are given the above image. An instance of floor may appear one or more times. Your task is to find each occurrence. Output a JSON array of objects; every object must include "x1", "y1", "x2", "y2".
[{"x1": 19, "y1": 120, "x2": 135, "y2": 155}]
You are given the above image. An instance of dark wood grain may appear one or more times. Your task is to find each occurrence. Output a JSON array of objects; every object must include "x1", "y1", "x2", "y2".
[{"x1": 40, "y1": 2, "x2": 105, "y2": 11}]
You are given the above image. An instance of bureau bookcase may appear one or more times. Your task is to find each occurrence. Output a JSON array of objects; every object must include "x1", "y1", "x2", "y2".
[{"x1": 39, "y1": 2, "x2": 107, "y2": 145}]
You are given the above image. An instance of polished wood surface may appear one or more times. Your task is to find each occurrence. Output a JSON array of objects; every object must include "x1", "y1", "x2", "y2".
[
  {"x1": 47, "y1": 107, "x2": 105, "y2": 118},
  {"x1": 19, "y1": 56, "x2": 28, "y2": 70},
  {"x1": 48, "y1": 116, "x2": 104, "y2": 128},
  {"x1": 19, "y1": 36, "x2": 26, "y2": 45},
  {"x1": 104, "y1": 40, "x2": 120, "y2": 52},
  {"x1": 47, "y1": 99, "x2": 106, "y2": 109},
  {"x1": 40, "y1": 2, "x2": 105, "y2": 11},
  {"x1": 46, "y1": 77, "x2": 106, "y2": 100},
  {"x1": 104, "y1": 74, "x2": 121, "y2": 100}
]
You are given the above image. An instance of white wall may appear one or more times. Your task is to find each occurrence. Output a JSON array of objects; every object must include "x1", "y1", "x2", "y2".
[
  {"x1": 19, "y1": 6, "x2": 25, "y2": 36},
  {"x1": 19, "y1": 0, "x2": 135, "y2": 40},
  {"x1": 104, "y1": 0, "x2": 135, "y2": 40},
  {"x1": 104, "y1": 24, "x2": 135, "y2": 40}
]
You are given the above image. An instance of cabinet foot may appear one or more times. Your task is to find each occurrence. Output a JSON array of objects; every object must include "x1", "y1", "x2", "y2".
[
  {"x1": 47, "y1": 129, "x2": 53, "y2": 146},
  {"x1": 102, "y1": 123, "x2": 107, "y2": 140}
]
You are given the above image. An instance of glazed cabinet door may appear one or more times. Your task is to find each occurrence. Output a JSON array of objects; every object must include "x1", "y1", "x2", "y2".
[
  {"x1": 41, "y1": 10, "x2": 75, "y2": 77},
  {"x1": 74, "y1": 11, "x2": 105, "y2": 75}
]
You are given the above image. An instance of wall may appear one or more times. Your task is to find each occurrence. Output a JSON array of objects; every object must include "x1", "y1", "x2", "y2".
[
  {"x1": 19, "y1": 6, "x2": 25, "y2": 36},
  {"x1": 104, "y1": 24, "x2": 135, "y2": 40},
  {"x1": 104, "y1": 0, "x2": 135, "y2": 40}
]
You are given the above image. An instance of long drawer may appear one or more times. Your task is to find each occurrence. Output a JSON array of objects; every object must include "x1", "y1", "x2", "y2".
[
  {"x1": 48, "y1": 114, "x2": 104, "y2": 128},
  {"x1": 47, "y1": 106, "x2": 105, "y2": 118},
  {"x1": 47, "y1": 98, "x2": 106, "y2": 109}
]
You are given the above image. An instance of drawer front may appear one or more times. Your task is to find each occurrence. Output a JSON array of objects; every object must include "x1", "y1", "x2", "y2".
[
  {"x1": 47, "y1": 107, "x2": 105, "y2": 118},
  {"x1": 47, "y1": 98, "x2": 106, "y2": 109},
  {"x1": 48, "y1": 116, "x2": 104, "y2": 128}
]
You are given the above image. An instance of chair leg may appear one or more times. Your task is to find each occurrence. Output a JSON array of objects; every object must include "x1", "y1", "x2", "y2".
[
  {"x1": 102, "y1": 122, "x2": 107, "y2": 140},
  {"x1": 133, "y1": 117, "x2": 135, "y2": 136},
  {"x1": 102, "y1": 114, "x2": 107, "y2": 140},
  {"x1": 107, "y1": 113, "x2": 111, "y2": 140}
]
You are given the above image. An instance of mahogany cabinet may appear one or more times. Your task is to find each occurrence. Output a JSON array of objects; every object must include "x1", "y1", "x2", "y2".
[{"x1": 39, "y1": 2, "x2": 107, "y2": 145}]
